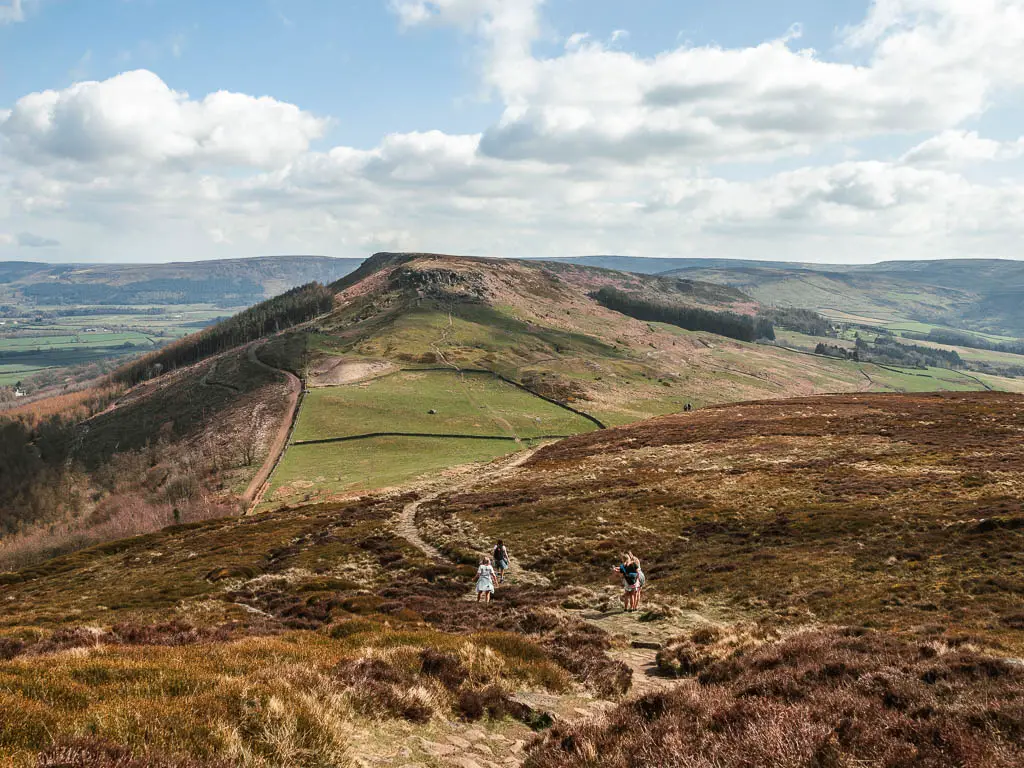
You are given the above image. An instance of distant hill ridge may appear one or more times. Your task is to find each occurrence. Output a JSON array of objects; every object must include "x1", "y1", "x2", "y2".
[
  {"x1": 1, "y1": 255, "x2": 363, "y2": 307},
  {"x1": 543, "y1": 256, "x2": 1024, "y2": 336}
]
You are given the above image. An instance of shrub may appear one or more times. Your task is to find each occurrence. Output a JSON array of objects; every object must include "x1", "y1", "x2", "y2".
[
  {"x1": 419, "y1": 648, "x2": 469, "y2": 690},
  {"x1": 0, "y1": 637, "x2": 25, "y2": 661},
  {"x1": 527, "y1": 628, "x2": 1024, "y2": 768},
  {"x1": 334, "y1": 650, "x2": 439, "y2": 724},
  {"x1": 655, "y1": 624, "x2": 764, "y2": 679},
  {"x1": 457, "y1": 684, "x2": 510, "y2": 721}
]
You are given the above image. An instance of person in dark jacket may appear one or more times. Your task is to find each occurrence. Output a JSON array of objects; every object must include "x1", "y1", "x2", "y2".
[{"x1": 492, "y1": 540, "x2": 510, "y2": 584}]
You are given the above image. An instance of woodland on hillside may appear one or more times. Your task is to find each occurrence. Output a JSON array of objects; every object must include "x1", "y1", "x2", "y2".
[
  {"x1": 593, "y1": 287, "x2": 775, "y2": 342},
  {"x1": 113, "y1": 282, "x2": 333, "y2": 386}
]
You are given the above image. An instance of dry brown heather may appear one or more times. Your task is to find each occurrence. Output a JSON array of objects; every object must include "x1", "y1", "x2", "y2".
[
  {"x1": 1, "y1": 390, "x2": 1022, "y2": 767},
  {"x1": 0, "y1": 494, "x2": 629, "y2": 766},
  {"x1": 420, "y1": 392, "x2": 1024, "y2": 652},
  {"x1": 528, "y1": 626, "x2": 1024, "y2": 768}
]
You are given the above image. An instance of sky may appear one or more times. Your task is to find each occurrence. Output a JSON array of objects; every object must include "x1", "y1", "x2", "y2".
[{"x1": 0, "y1": 0, "x2": 1023, "y2": 264}]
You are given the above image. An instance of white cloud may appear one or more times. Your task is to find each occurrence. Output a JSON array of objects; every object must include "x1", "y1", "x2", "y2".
[
  {"x1": 0, "y1": 70, "x2": 327, "y2": 170},
  {"x1": 1, "y1": 1, "x2": 1023, "y2": 263},
  {"x1": 901, "y1": 130, "x2": 1024, "y2": 167},
  {"x1": 390, "y1": 0, "x2": 1024, "y2": 166},
  {"x1": 0, "y1": 0, "x2": 23, "y2": 25}
]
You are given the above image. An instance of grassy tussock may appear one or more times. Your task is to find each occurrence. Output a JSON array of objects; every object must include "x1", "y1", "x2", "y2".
[
  {"x1": 0, "y1": 622, "x2": 574, "y2": 766},
  {"x1": 0, "y1": 635, "x2": 352, "y2": 767},
  {"x1": 656, "y1": 624, "x2": 771, "y2": 679}
]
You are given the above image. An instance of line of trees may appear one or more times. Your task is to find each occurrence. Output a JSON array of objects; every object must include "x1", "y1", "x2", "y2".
[
  {"x1": 867, "y1": 336, "x2": 963, "y2": 369},
  {"x1": 815, "y1": 343, "x2": 857, "y2": 360},
  {"x1": 815, "y1": 336, "x2": 965, "y2": 369},
  {"x1": 112, "y1": 282, "x2": 334, "y2": 386},
  {"x1": 814, "y1": 337, "x2": 964, "y2": 370},
  {"x1": 593, "y1": 287, "x2": 775, "y2": 342},
  {"x1": 760, "y1": 307, "x2": 833, "y2": 337},
  {"x1": 904, "y1": 328, "x2": 1024, "y2": 356}
]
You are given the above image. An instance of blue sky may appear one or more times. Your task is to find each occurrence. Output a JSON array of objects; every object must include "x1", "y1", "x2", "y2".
[
  {"x1": 1, "y1": 1, "x2": 870, "y2": 146},
  {"x1": 1, "y1": 0, "x2": 1023, "y2": 263}
]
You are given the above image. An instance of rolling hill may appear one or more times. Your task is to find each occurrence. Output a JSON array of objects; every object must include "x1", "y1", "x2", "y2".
[
  {"x1": 1, "y1": 252, "x2": 1022, "y2": 767},
  {"x1": 549, "y1": 256, "x2": 1024, "y2": 337},
  {"x1": 0, "y1": 255, "x2": 362, "y2": 307},
  {"x1": 3, "y1": 250, "x2": 1009, "y2": 554},
  {"x1": 257, "y1": 251, "x2": 1015, "y2": 507}
]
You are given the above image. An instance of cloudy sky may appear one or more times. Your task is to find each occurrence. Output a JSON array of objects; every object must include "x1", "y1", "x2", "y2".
[{"x1": 1, "y1": 0, "x2": 1023, "y2": 264}]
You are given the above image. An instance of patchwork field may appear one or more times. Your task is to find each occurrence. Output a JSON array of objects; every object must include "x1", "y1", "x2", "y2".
[
  {"x1": 266, "y1": 435, "x2": 525, "y2": 505},
  {"x1": 0, "y1": 307, "x2": 226, "y2": 389}
]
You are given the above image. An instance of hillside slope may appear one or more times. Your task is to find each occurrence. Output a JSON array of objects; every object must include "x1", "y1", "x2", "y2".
[
  {"x1": 552, "y1": 256, "x2": 1024, "y2": 336},
  {"x1": 0, "y1": 345, "x2": 296, "y2": 569},
  {"x1": 419, "y1": 391, "x2": 1024, "y2": 651},
  {"x1": 238, "y1": 252, "x2": 1004, "y2": 507},
  {"x1": 3, "y1": 252, "x2": 1004, "y2": 559},
  {"x1": 0, "y1": 392, "x2": 1021, "y2": 767}
]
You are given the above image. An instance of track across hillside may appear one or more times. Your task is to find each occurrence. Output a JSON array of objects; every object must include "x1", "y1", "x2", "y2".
[{"x1": 243, "y1": 344, "x2": 302, "y2": 507}]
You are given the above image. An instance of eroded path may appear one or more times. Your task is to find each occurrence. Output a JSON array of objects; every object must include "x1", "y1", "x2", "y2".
[
  {"x1": 383, "y1": 445, "x2": 713, "y2": 768},
  {"x1": 395, "y1": 445, "x2": 543, "y2": 561}
]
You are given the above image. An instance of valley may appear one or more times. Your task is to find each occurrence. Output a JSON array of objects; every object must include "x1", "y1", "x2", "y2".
[{"x1": 0, "y1": 256, "x2": 360, "y2": 390}]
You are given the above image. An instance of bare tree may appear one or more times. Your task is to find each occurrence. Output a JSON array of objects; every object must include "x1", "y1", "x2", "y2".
[{"x1": 240, "y1": 405, "x2": 266, "y2": 467}]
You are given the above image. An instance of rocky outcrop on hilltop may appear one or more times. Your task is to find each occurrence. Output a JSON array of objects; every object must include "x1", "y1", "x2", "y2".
[{"x1": 388, "y1": 264, "x2": 490, "y2": 303}]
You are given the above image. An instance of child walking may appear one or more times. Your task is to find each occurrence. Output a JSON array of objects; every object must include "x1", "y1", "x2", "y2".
[{"x1": 476, "y1": 556, "x2": 497, "y2": 603}]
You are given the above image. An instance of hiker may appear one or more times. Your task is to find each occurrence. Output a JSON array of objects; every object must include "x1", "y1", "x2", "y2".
[
  {"x1": 476, "y1": 556, "x2": 497, "y2": 603},
  {"x1": 630, "y1": 552, "x2": 647, "y2": 612},
  {"x1": 612, "y1": 554, "x2": 643, "y2": 612},
  {"x1": 493, "y1": 540, "x2": 510, "y2": 584}
]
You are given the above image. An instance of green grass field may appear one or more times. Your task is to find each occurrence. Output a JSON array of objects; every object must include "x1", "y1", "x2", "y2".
[
  {"x1": 0, "y1": 331, "x2": 156, "y2": 351},
  {"x1": 0, "y1": 305, "x2": 232, "y2": 389},
  {"x1": 880, "y1": 321, "x2": 1019, "y2": 344},
  {"x1": 0, "y1": 364, "x2": 46, "y2": 386},
  {"x1": 293, "y1": 370, "x2": 598, "y2": 442},
  {"x1": 863, "y1": 364, "x2": 985, "y2": 392},
  {"x1": 266, "y1": 435, "x2": 525, "y2": 504}
]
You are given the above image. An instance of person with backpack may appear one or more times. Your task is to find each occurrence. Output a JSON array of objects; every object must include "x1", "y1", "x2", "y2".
[
  {"x1": 630, "y1": 553, "x2": 647, "y2": 611},
  {"x1": 476, "y1": 556, "x2": 497, "y2": 603},
  {"x1": 492, "y1": 540, "x2": 510, "y2": 584},
  {"x1": 612, "y1": 554, "x2": 643, "y2": 612}
]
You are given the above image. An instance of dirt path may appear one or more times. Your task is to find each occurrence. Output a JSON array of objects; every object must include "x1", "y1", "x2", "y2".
[
  {"x1": 243, "y1": 343, "x2": 303, "y2": 507},
  {"x1": 381, "y1": 441, "x2": 715, "y2": 768},
  {"x1": 395, "y1": 446, "x2": 542, "y2": 561},
  {"x1": 199, "y1": 358, "x2": 241, "y2": 394}
]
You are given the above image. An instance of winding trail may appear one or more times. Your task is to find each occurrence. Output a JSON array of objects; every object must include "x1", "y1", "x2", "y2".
[
  {"x1": 395, "y1": 445, "x2": 543, "y2": 561},
  {"x1": 198, "y1": 359, "x2": 241, "y2": 394},
  {"x1": 243, "y1": 343, "x2": 303, "y2": 508},
  {"x1": 390, "y1": 439, "x2": 706, "y2": 739}
]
